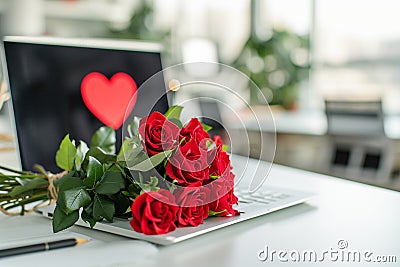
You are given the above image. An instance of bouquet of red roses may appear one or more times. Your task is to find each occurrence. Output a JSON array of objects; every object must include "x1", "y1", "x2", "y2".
[{"x1": 0, "y1": 106, "x2": 239, "y2": 235}]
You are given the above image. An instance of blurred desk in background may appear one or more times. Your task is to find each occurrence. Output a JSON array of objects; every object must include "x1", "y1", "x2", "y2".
[
  {"x1": 229, "y1": 108, "x2": 400, "y2": 191},
  {"x1": 236, "y1": 108, "x2": 400, "y2": 138}
]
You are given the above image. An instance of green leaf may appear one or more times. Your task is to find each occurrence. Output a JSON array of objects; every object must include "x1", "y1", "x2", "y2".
[
  {"x1": 127, "y1": 116, "x2": 141, "y2": 138},
  {"x1": 164, "y1": 105, "x2": 183, "y2": 121},
  {"x1": 123, "y1": 147, "x2": 147, "y2": 167},
  {"x1": 169, "y1": 118, "x2": 183, "y2": 128},
  {"x1": 95, "y1": 170, "x2": 125, "y2": 195},
  {"x1": 127, "y1": 150, "x2": 172, "y2": 172},
  {"x1": 206, "y1": 140, "x2": 216, "y2": 152},
  {"x1": 62, "y1": 187, "x2": 91, "y2": 213},
  {"x1": 122, "y1": 183, "x2": 141, "y2": 198},
  {"x1": 81, "y1": 209, "x2": 97, "y2": 229},
  {"x1": 83, "y1": 156, "x2": 103, "y2": 188},
  {"x1": 53, "y1": 171, "x2": 75, "y2": 188},
  {"x1": 108, "y1": 193, "x2": 131, "y2": 216},
  {"x1": 75, "y1": 141, "x2": 89, "y2": 171},
  {"x1": 57, "y1": 176, "x2": 83, "y2": 192},
  {"x1": 165, "y1": 181, "x2": 178, "y2": 193},
  {"x1": 93, "y1": 195, "x2": 115, "y2": 222},
  {"x1": 117, "y1": 139, "x2": 136, "y2": 162},
  {"x1": 33, "y1": 164, "x2": 48, "y2": 176},
  {"x1": 55, "y1": 134, "x2": 77, "y2": 171},
  {"x1": 222, "y1": 144, "x2": 228, "y2": 152},
  {"x1": 84, "y1": 147, "x2": 117, "y2": 166},
  {"x1": 56, "y1": 177, "x2": 83, "y2": 213},
  {"x1": 139, "y1": 176, "x2": 160, "y2": 193},
  {"x1": 201, "y1": 123, "x2": 213, "y2": 132},
  {"x1": 209, "y1": 209, "x2": 226, "y2": 216},
  {"x1": 127, "y1": 145, "x2": 146, "y2": 159},
  {"x1": 117, "y1": 139, "x2": 129, "y2": 162},
  {"x1": 81, "y1": 203, "x2": 100, "y2": 228},
  {"x1": 121, "y1": 140, "x2": 147, "y2": 168},
  {"x1": 14, "y1": 177, "x2": 31, "y2": 186},
  {"x1": 52, "y1": 205, "x2": 79, "y2": 233},
  {"x1": 91, "y1": 126, "x2": 116, "y2": 153},
  {"x1": 9, "y1": 178, "x2": 48, "y2": 197}
]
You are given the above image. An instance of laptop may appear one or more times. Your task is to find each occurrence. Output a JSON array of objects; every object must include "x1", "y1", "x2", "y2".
[
  {"x1": 2, "y1": 36, "x2": 168, "y2": 172},
  {"x1": 2, "y1": 36, "x2": 314, "y2": 245}
]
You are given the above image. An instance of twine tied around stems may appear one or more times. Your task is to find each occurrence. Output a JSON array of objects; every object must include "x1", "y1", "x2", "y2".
[
  {"x1": 0, "y1": 204, "x2": 20, "y2": 216},
  {"x1": 0, "y1": 170, "x2": 68, "y2": 216},
  {"x1": 46, "y1": 171, "x2": 68, "y2": 201}
]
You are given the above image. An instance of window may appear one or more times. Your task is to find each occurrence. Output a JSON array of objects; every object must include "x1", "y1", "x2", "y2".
[{"x1": 313, "y1": 0, "x2": 400, "y2": 113}]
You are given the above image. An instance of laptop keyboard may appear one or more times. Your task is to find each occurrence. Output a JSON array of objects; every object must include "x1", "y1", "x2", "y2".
[{"x1": 235, "y1": 189, "x2": 290, "y2": 205}]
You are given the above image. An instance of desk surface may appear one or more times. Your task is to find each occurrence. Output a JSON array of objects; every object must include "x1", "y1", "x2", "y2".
[
  {"x1": 228, "y1": 108, "x2": 400, "y2": 139},
  {"x1": 0, "y1": 153, "x2": 399, "y2": 267}
]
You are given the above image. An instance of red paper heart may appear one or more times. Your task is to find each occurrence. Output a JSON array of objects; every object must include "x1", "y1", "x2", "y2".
[{"x1": 81, "y1": 72, "x2": 137, "y2": 130}]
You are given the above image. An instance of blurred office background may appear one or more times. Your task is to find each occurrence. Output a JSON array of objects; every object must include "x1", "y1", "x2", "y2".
[{"x1": 1, "y1": 0, "x2": 400, "y2": 190}]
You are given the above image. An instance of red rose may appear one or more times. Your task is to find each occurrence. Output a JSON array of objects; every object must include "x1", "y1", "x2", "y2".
[
  {"x1": 213, "y1": 135, "x2": 223, "y2": 147},
  {"x1": 138, "y1": 112, "x2": 180, "y2": 156},
  {"x1": 174, "y1": 187, "x2": 210, "y2": 227},
  {"x1": 210, "y1": 141, "x2": 231, "y2": 178},
  {"x1": 130, "y1": 189, "x2": 178, "y2": 235},
  {"x1": 166, "y1": 139, "x2": 210, "y2": 187},
  {"x1": 180, "y1": 118, "x2": 210, "y2": 145},
  {"x1": 209, "y1": 173, "x2": 239, "y2": 216}
]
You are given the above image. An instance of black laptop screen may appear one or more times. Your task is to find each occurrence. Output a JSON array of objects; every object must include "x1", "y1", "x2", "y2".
[{"x1": 3, "y1": 39, "x2": 168, "y2": 172}]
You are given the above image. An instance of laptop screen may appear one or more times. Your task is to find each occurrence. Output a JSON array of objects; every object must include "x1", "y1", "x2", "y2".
[{"x1": 2, "y1": 37, "x2": 168, "y2": 172}]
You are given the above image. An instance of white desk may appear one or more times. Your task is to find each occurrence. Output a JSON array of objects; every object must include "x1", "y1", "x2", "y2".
[
  {"x1": 0, "y1": 153, "x2": 399, "y2": 267},
  {"x1": 233, "y1": 108, "x2": 400, "y2": 139}
]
